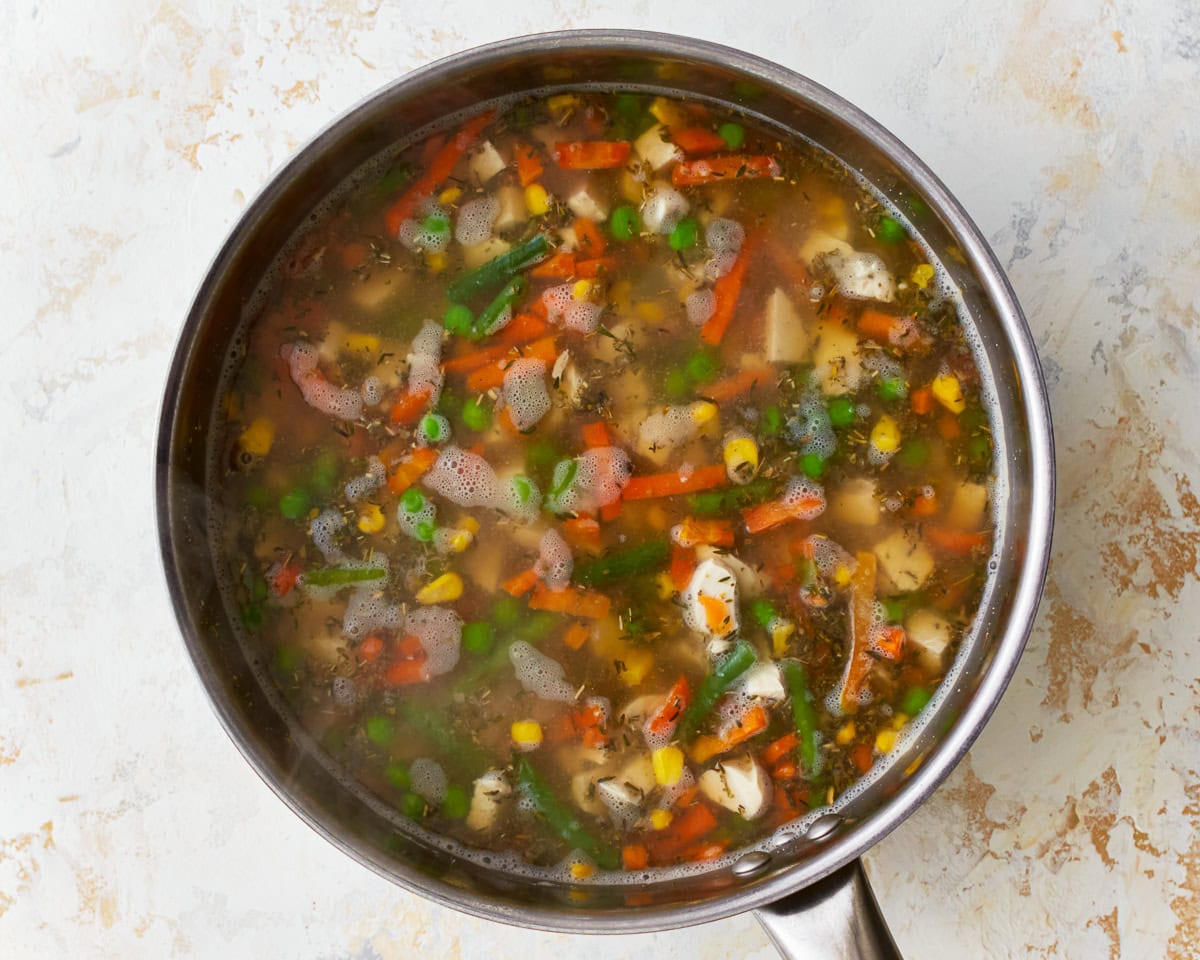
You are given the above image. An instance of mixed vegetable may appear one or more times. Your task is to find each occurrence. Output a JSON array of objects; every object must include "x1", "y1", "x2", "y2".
[{"x1": 218, "y1": 90, "x2": 995, "y2": 876}]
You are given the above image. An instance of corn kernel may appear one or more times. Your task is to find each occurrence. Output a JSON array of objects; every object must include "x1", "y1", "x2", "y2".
[
  {"x1": 649, "y1": 96, "x2": 687, "y2": 129},
  {"x1": 635, "y1": 301, "x2": 665, "y2": 323},
  {"x1": 619, "y1": 648, "x2": 654, "y2": 686},
  {"x1": 870, "y1": 415, "x2": 901, "y2": 453},
  {"x1": 525, "y1": 183, "x2": 551, "y2": 216},
  {"x1": 655, "y1": 572, "x2": 675, "y2": 600},
  {"x1": 619, "y1": 170, "x2": 643, "y2": 205},
  {"x1": 891, "y1": 713, "x2": 909, "y2": 731},
  {"x1": 874, "y1": 729, "x2": 897, "y2": 753},
  {"x1": 547, "y1": 93, "x2": 580, "y2": 119},
  {"x1": 771, "y1": 619, "x2": 795, "y2": 658},
  {"x1": 610, "y1": 278, "x2": 634, "y2": 311},
  {"x1": 569, "y1": 862, "x2": 594, "y2": 880},
  {"x1": 835, "y1": 722, "x2": 857, "y2": 745},
  {"x1": 459, "y1": 516, "x2": 480, "y2": 534},
  {"x1": 572, "y1": 279, "x2": 593, "y2": 300},
  {"x1": 238, "y1": 417, "x2": 275, "y2": 457},
  {"x1": 415, "y1": 572, "x2": 463, "y2": 605},
  {"x1": 931, "y1": 374, "x2": 966, "y2": 414},
  {"x1": 652, "y1": 746, "x2": 685, "y2": 786},
  {"x1": 445, "y1": 529, "x2": 473, "y2": 553},
  {"x1": 426, "y1": 251, "x2": 448, "y2": 274},
  {"x1": 357, "y1": 503, "x2": 385, "y2": 533},
  {"x1": 911, "y1": 264, "x2": 935, "y2": 290},
  {"x1": 342, "y1": 333, "x2": 380, "y2": 354},
  {"x1": 511, "y1": 720, "x2": 543, "y2": 748},
  {"x1": 723, "y1": 437, "x2": 760, "y2": 484},
  {"x1": 690, "y1": 401, "x2": 719, "y2": 425},
  {"x1": 649, "y1": 808, "x2": 674, "y2": 830},
  {"x1": 645, "y1": 503, "x2": 670, "y2": 531},
  {"x1": 834, "y1": 565, "x2": 852, "y2": 588},
  {"x1": 438, "y1": 186, "x2": 462, "y2": 205}
]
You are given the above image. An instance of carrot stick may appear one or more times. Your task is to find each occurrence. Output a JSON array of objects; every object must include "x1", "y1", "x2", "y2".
[
  {"x1": 503, "y1": 568, "x2": 540, "y2": 597},
  {"x1": 700, "y1": 236, "x2": 755, "y2": 345},
  {"x1": 529, "y1": 583, "x2": 611, "y2": 619},
  {"x1": 723, "y1": 705, "x2": 768, "y2": 746},
  {"x1": 561, "y1": 516, "x2": 602, "y2": 553},
  {"x1": 669, "y1": 545, "x2": 696, "y2": 590},
  {"x1": 671, "y1": 155, "x2": 780, "y2": 187},
  {"x1": 673, "y1": 516, "x2": 735, "y2": 548},
  {"x1": 562, "y1": 622, "x2": 591, "y2": 650},
  {"x1": 384, "y1": 658, "x2": 428, "y2": 685},
  {"x1": 647, "y1": 803, "x2": 718, "y2": 863},
  {"x1": 384, "y1": 110, "x2": 495, "y2": 236},
  {"x1": 386, "y1": 446, "x2": 439, "y2": 494},
  {"x1": 622, "y1": 464, "x2": 727, "y2": 501},
  {"x1": 911, "y1": 491, "x2": 938, "y2": 517},
  {"x1": 388, "y1": 385, "x2": 433, "y2": 426},
  {"x1": 840, "y1": 551, "x2": 877, "y2": 713},
  {"x1": 443, "y1": 314, "x2": 549, "y2": 374},
  {"x1": 575, "y1": 257, "x2": 618, "y2": 278},
  {"x1": 513, "y1": 139, "x2": 543, "y2": 187},
  {"x1": 622, "y1": 844, "x2": 649, "y2": 871},
  {"x1": 743, "y1": 493, "x2": 824, "y2": 534},
  {"x1": 582, "y1": 421, "x2": 622, "y2": 521},
  {"x1": 646, "y1": 676, "x2": 691, "y2": 738},
  {"x1": 572, "y1": 217, "x2": 607, "y2": 258},
  {"x1": 553, "y1": 140, "x2": 631, "y2": 169},
  {"x1": 672, "y1": 127, "x2": 728, "y2": 155},
  {"x1": 702, "y1": 365, "x2": 774, "y2": 403},
  {"x1": 762, "y1": 732, "x2": 798, "y2": 766},
  {"x1": 530, "y1": 252, "x2": 577, "y2": 279},
  {"x1": 858, "y1": 308, "x2": 904, "y2": 342},
  {"x1": 465, "y1": 336, "x2": 557, "y2": 392},
  {"x1": 926, "y1": 527, "x2": 989, "y2": 554}
]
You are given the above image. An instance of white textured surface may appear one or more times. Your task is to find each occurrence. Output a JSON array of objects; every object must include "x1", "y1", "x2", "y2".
[{"x1": 2, "y1": 1, "x2": 1198, "y2": 957}]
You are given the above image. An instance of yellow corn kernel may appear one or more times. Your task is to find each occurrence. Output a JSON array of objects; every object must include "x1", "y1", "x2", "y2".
[
  {"x1": 649, "y1": 96, "x2": 687, "y2": 129},
  {"x1": 511, "y1": 720, "x2": 543, "y2": 748},
  {"x1": 835, "y1": 722, "x2": 857, "y2": 746},
  {"x1": 690, "y1": 401, "x2": 719, "y2": 425},
  {"x1": 771, "y1": 619, "x2": 795, "y2": 658},
  {"x1": 619, "y1": 170, "x2": 644, "y2": 205},
  {"x1": 445, "y1": 529, "x2": 473, "y2": 553},
  {"x1": 342, "y1": 333, "x2": 380, "y2": 354},
  {"x1": 652, "y1": 746, "x2": 685, "y2": 786},
  {"x1": 415, "y1": 572, "x2": 463, "y2": 605},
  {"x1": 655, "y1": 572, "x2": 675, "y2": 600},
  {"x1": 904, "y1": 756, "x2": 925, "y2": 777},
  {"x1": 572, "y1": 279, "x2": 593, "y2": 300},
  {"x1": 569, "y1": 862, "x2": 594, "y2": 880},
  {"x1": 910, "y1": 264, "x2": 935, "y2": 290},
  {"x1": 459, "y1": 516, "x2": 480, "y2": 535},
  {"x1": 891, "y1": 713, "x2": 909, "y2": 731},
  {"x1": 649, "y1": 808, "x2": 674, "y2": 830},
  {"x1": 645, "y1": 503, "x2": 671, "y2": 531},
  {"x1": 426, "y1": 251, "x2": 449, "y2": 273},
  {"x1": 357, "y1": 503, "x2": 385, "y2": 534},
  {"x1": 610, "y1": 278, "x2": 634, "y2": 312},
  {"x1": 547, "y1": 93, "x2": 580, "y2": 120},
  {"x1": 438, "y1": 186, "x2": 462, "y2": 205},
  {"x1": 525, "y1": 183, "x2": 551, "y2": 216},
  {"x1": 635, "y1": 301, "x2": 664, "y2": 323},
  {"x1": 723, "y1": 437, "x2": 760, "y2": 483},
  {"x1": 238, "y1": 417, "x2": 275, "y2": 457},
  {"x1": 874, "y1": 729, "x2": 897, "y2": 753},
  {"x1": 619, "y1": 648, "x2": 654, "y2": 686},
  {"x1": 834, "y1": 565, "x2": 852, "y2": 588},
  {"x1": 931, "y1": 374, "x2": 966, "y2": 414},
  {"x1": 870, "y1": 415, "x2": 901, "y2": 453}
]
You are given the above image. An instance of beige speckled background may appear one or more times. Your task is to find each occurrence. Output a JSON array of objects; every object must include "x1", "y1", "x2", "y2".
[{"x1": 2, "y1": 1, "x2": 1197, "y2": 957}]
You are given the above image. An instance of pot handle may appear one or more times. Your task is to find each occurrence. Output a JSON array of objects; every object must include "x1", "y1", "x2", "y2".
[{"x1": 754, "y1": 858, "x2": 902, "y2": 960}]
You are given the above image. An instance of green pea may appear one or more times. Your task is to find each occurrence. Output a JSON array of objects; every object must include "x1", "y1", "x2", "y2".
[
  {"x1": 610, "y1": 205, "x2": 640, "y2": 241},
  {"x1": 279, "y1": 488, "x2": 311, "y2": 520},
  {"x1": 493, "y1": 595, "x2": 521, "y2": 628},
  {"x1": 732, "y1": 80, "x2": 764, "y2": 100},
  {"x1": 881, "y1": 598, "x2": 906, "y2": 623},
  {"x1": 761, "y1": 406, "x2": 782, "y2": 436},
  {"x1": 827, "y1": 397, "x2": 856, "y2": 428},
  {"x1": 875, "y1": 216, "x2": 906, "y2": 244},
  {"x1": 444, "y1": 303, "x2": 475, "y2": 336},
  {"x1": 400, "y1": 792, "x2": 426, "y2": 819},
  {"x1": 442, "y1": 785, "x2": 470, "y2": 819},
  {"x1": 899, "y1": 439, "x2": 929, "y2": 468},
  {"x1": 664, "y1": 367, "x2": 689, "y2": 400},
  {"x1": 415, "y1": 521, "x2": 436, "y2": 542},
  {"x1": 462, "y1": 622, "x2": 495, "y2": 656},
  {"x1": 878, "y1": 376, "x2": 908, "y2": 402},
  {"x1": 241, "y1": 603, "x2": 264, "y2": 632},
  {"x1": 669, "y1": 217, "x2": 699, "y2": 251},
  {"x1": 519, "y1": 612, "x2": 558, "y2": 641},
  {"x1": 462, "y1": 396, "x2": 492, "y2": 432},
  {"x1": 365, "y1": 715, "x2": 394, "y2": 746},
  {"x1": 800, "y1": 453, "x2": 826, "y2": 479},
  {"x1": 421, "y1": 214, "x2": 450, "y2": 239},
  {"x1": 906, "y1": 196, "x2": 930, "y2": 220},
  {"x1": 250, "y1": 577, "x2": 268, "y2": 602},
  {"x1": 385, "y1": 762, "x2": 410, "y2": 791},
  {"x1": 685, "y1": 348, "x2": 719, "y2": 383},
  {"x1": 419, "y1": 414, "x2": 444, "y2": 442},
  {"x1": 401, "y1": 488, "x2": 426, "y2": 513},
  {"x1": 901, "y1": 686, "x2": 933, "y2": 716},
  {"x1": 436, "y1": 388, "x2": 461, "y2": 419},
  {"x1": 718, "y1": 122, "x2": 745, "y2": 149},
  {"x1": 274, "y1": 645, "x2": 299, "y2": 671},
  {"x1": 968, "y1": 434, "x2": 992, "y2": 464}
]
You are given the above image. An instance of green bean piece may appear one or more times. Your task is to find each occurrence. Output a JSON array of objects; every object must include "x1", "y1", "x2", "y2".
[
  {"x1": 493, "y1": 595, "x2": 521, "y2": 627},
  {"x1": 447, "y1": 233, "x2": 550, "y2": 301},
  {"x1": 395, "y1": 703, "x2": 490, "y2": 773},
  {"x1": 898, "y1": 439, "x2": 929, "y2": 468},
  {"x1": 610, "y1": 205, "x2": 640, "y2": 241},
  {"x1": 687, "y1": 477, "x2": 774, "y2": 515},
  {"x1": 782, "y1": 662, "x2": 820, "y2": 777},
  {"x1": 241, "y1": 603, "x2": 264, "y2": 632},
  {"x1": 516, "y1": 758, "x2": 620, "y2": 869},
  {"x1": 685, "y1": 347, "x2": 719, "y2": 383},
  {"x1": 749, "y1": 598, "x2": 780, "y2": 630},
  {"x1": 274, "y1": 645, "x2": 300, "y2": 672},
  {"x1": 303, "y1": 566, "x2": 387, "y2": 587},
  {"x1": 718, "y1": 122, "x2": 745, "y2": 149},
  {"x1": 760, "y1": 406, "x2": 783, "y2": 436},
  {"x1": 473, "y1": 276, "x2": 527, "y2": 338},
  {"x1": 573, "y1": 538, "x2": 670, "y2": 587},
  {"x1": 664, "y1": 367, "x2": 689, "y2": 400},
  {"x1": 400, "y1": 792, "x2": 426, "y2": 819},
  {"x1": 678, "y1": 640, "x2": 757, "y2": 740},
  {"x1": 461, "y1": 396, "x2": 492, "y2": 432}
]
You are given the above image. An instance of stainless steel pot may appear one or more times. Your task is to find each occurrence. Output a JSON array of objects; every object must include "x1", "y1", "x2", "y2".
[{"x1": 156, "y1": 30, "x2": 1054, "y2": 959}]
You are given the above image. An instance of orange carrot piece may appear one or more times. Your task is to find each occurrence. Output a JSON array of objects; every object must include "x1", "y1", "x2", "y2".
[
  {"x1": 573, "y1": 217, "x2": 607, "y2": 258},
  {"x1": 743, "y1": 494, "x2": 823, "y2": 534},
  {"x1": 648, "y1": 803, "x2": 718, "y2": 862},
  {"x1": 858, "y1": 308, "x2": 903, "y2": 342},
  {"x1": 700, "y1": 236, "x2": 755, "y2": 345},
  {"x1": 358, "y1": 634, "x2": 385, "y2": 662},
  {"x1": 386, "y1": 446, "x2": 439, "y2": 495},
  {"x1": 911, "y1": 491, "x2": 939, "y2": 517},
  {"x1": 669, "y1": 545, "x2": 696, "y2": 590},
  {"x1": 384, "y1": 659, "x2": 428, "y2": 686},
  {"x1": 503, "y1": 568, "x2": 540, "y2": 597},
  {"x1": 581, "y1": 420, "x2": 610, "y2": 449},
  {"x1": 762, "y1": 732, "x2": 799, "y2": 766},
  {"x1": 561, "y1": 516, "x2": 602, "y2": 553},
  {"x1": 622, "y1": 464, "x2": 727, "y2": 500},
  {"x1": 683, "y1": 840, "x2": 730, "y2": 863},
  {"x1": 937, "y1": 413, "x2": 961, "y2": 439},
  {"x1": 529, "y1": 583, "x2": 611, "y2": 619},
  {"x1": 703, "y1": 364, "x2": 774, "y2": 403},
  {"x1": 764, "y1": 236, "x2": 814, "y2": 289},
  {"x1": 850, "y1": 742, "x2": 874, "y2": 773},
  {"x1": 513, "y1": 139, "x2": 543, "y2": 187},
  {"x1": 396, "y1": 634, "x2": 425, "y2": 659},
  {"x1": 926, "y1": 527, "x2": 989, "y2": 555},
  {"x1": 723, "y1": 705, "x2": 768, "y2": 746},
  {"x1": 530, "y1": 251, "x2": 577, "y2": 279},
  {"x1": 622, "y1": 844, "x2": 649, "y2": 871},
  {"x1": 772, "y1": 759, "x2": 797, "y2": 781},
  {"x1": 269, "y1": 562, "x2": 302, "y2": 597},
  {"x1": 562, "y1": 622, "x2": 591, "y2": 650},
  {"x1": 553, "y1": 140, "x2": 631, "y2": 169},
  {"x1": 465, "y1": 336, "x2": 558, "y2": 392},
  {"x1": 388, "y1": 385, "x2": 433, "y2": 426},
  {"x1": 671, "y1": 154, "x2": 780, "y2": 187},
  {"x1": 672, "y1": 126, "x2": 728, "y2": 155},
  {"x1": 873, "y1": 624, "x2": 905, "y2": 660},
  {"x1": 582, "y1": 726, "x2": 608, "y2": 749},
  {"x1": 841, "y1": 552, "x2": 878, "y2": 713},
  {"x1": 575, "y1": 256, "x2": 618, "y2": 278},
  {"x1": 384, "y1": 110, "x2": 495, "y2": 236},
  {"x1": 674, "y1": 516, "x2": 735, "y2": 548},
  {"x1": 698, "y1": 594, "x2": 732, "y2": 634},
  {"x1": 442, "y1": 314, "x2": 550, "y2": 374},
  {"x1": 911, "y1": 387, "x2": 933, "y2": 415},
  {"x1": 647, "y1": 676, "x2": 692, "y2": 738}
]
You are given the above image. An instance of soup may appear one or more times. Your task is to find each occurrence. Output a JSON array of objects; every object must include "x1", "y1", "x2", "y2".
[{"x1": 214, "y1": 90, "x2": 995, "y2": 875}]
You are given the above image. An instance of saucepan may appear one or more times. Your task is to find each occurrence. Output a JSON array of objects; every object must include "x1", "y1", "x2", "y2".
[{"x1": 156, "y1": 30, "x2": 1054, "y2": 958}]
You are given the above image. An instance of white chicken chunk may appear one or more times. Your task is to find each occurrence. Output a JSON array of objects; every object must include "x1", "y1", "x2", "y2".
[
  {"x1": 905, "y1": 609, "x2": 955, "y2": 671},
  {"x1": 873, "y1": 529, "x2": 935, "y2": 593},
  {"x1": 683, "y1": 558, "x2": 740, "y2": 656},
  {"x1": 466, "y1": 770, "x2": 511, "y2": 832},
  {"x1": 699, "y1": 755, "x2": 772, "y2": 819},
  {"x1": 567, "y1": 184, "x2": 609, "y2": 222},
  {"x1": 820, "y1": 250, "x2": 896, "y2": 302},
  {"x1": 633, "y1": 123, "x2": 682, "y2": 172},
  {"x1": 468, "y1": 140, "x2": 506, "y2": 183},
  {"x1": 734, "y1": 662, "x2": 786, "y2": 703}
]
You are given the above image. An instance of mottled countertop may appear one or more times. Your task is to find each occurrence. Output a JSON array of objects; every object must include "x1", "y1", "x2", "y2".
[{"x1": 2, "y1": 1, "x2": 1197, "y2": 957}]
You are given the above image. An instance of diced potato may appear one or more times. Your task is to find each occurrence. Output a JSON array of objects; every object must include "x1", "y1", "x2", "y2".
[
  {"x1": 556, "y1": 225, "x2": 578, "y2": 252},
  {"x1": 634, "y1": 123, "x2": 682, "y2": 172},
  {"x1": 698, "y1": 755, "x2": 771, "y2": 819},
  {"x1": 799, "y1": 229, "x2": 854, "y2": 267},
  {"x1": 617, "y1": 753, "x2": 657, "y2": 796},
  {"x1": 493, "y1": 185, "x2": 526, "y2": 234},
  {"x1": 469, "y1": 140, "x2": 507, "y2": 183},
  {"x1": 736, "y1": 663, "x2": 786, "y2": 702},
  {"x1": 461, "y1": 236, "x2": 511, "y2": 270},
  {"x1": 947, "y1": 482, "x2": 989, "y2": 531},
  {"x1": 904, "y1": 609, "x2": 955, "y2": 670},
  {"x1": 873, "y1": 529, "x2": 935, "y2": 593},
  {"x1": 831, "y1": 477, "x2": 881, "y2": 527},
  {"x1": 811, "y1": 318, "x2": 863, "y2": 396},
  {"x1": 567, "y1": 184, "x2": 609, "y2": 222},
  {"x1": 763, "y1": 288, "x2": 811, "y2": 364}
]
